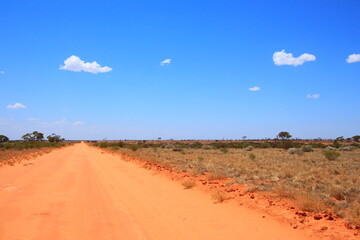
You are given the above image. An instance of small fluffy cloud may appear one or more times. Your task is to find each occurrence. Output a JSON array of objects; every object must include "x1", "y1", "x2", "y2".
[
  {"x1": 60, "y1": 55, "x2": 112, "y2": 74},
  {"x1": 273, "y1": 50, "x2": 316, "y2": 66},
  {"x1": 0, "y1": 71, "x2": 4, "y2": 74},
  {"x1": 6, "y1": 103, "x2": 27, "y2": 109},
  {"x1": 72, "y1": 121, "x2": 84, "y2": 125},
  {"x1": 249, "y1": 86, "x2": 260, "y2": 91},
  {"x1": 160, "y1": 58, "x2": 171, "y2": 66},
  {"x1": 307, "y1": 94, "x2": 320, "y2": 99},
  {"x1": 346, "y1": 54, "x2": 360, "y2": 63}
]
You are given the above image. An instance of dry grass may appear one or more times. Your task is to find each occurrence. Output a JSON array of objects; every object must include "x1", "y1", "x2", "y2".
[
  {"x1": 113, "y1": 146, "x2": 360, "y2": 225},
  {"x1": 182, "y1": 180, "x2": 196, "y2": 189},
  {"x1": 211, "y1": 191, "x2": 228, "y2": 203}
]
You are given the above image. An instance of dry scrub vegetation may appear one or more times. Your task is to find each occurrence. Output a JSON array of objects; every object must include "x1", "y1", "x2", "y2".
[
  {"x1": 0, "y1": 142, "x2": 72, "y2": 167},
  {"x1": 94, "y1": 141, "x2": 360, "y2": 226}
]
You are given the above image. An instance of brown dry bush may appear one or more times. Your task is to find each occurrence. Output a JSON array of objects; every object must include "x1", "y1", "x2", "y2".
[
  {"x1": 182, "y1": 180, "x2": 196, "y2": 189},
  {"x1": 211, "y1": 191, "x2": 228, "y2": 203}
]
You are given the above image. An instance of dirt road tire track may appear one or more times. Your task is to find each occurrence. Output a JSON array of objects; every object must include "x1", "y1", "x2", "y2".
[{"x1": 0, "y1": 143, "x2": 317, "y2": 240}]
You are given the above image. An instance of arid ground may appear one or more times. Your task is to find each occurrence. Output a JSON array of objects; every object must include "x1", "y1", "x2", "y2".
[{"x1": 0, "y1": 142, "x2": 358, "y2": 239}]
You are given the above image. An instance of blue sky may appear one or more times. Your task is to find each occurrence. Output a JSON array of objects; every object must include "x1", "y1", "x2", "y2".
[{"x1": 1, "y1": 0, "x2": 359, "y2": 140}]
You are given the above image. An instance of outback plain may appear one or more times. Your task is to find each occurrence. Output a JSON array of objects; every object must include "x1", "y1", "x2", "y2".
[{"x1": 0, "y1": 134, "x2": 359, "y2": 240}]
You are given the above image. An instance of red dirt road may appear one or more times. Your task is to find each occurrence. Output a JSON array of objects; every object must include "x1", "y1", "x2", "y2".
[{"x1": 0, "y1": 143, "x2": 318, "y2": 240}]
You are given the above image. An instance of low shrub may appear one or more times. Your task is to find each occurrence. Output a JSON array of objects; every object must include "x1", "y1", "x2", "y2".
[
  {"x1": 324, "y1": 150, "x2": 340, "y2": 161},
  {"x1": 301, "y1": 145, "x2": 313, "y2": 152},
  {"x1": 244, "y1": 146, "x2": 254, "y2": 151},
  {"x1": 325, "y1": 146, "x2": 337, "y2": 151},
  {"x1": 338, "y1": 146, "x2": 356, "y2": 151},
  {"x1": 288, "y1": 148, "x2": 297, "y2": 154},
  {"x1": 182, "y1": 180, "x2": 196, "y2": 189},
  {"x1": 220, "y1": 148, "x2": 228, "y2": 154},
  {"x1": 249, "y1": 153, "x2": 256, "y2": 160},
  {"x1": 211, "y1": 191, "x2": 227, "y2": 203},
  {"x1": 111, "y1": 146, "x2": 120, "y2": 151}
]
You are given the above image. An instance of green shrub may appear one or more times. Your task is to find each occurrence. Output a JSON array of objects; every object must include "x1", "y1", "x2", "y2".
[
  {"x1": 220, "y1": 148, "x2": 228, "y2": 154},
  {"x1": 324, "y1": 150, "x2": 340, "y2": 161},
  {"x1": 111, "y1": 146, "x2": 120, "y2": 151},
  {"x1": 301, "y1": 145, "x2": 313, "y2": 152},
  {"x1": 259, "y1": 142, "x2": 271, "y2": 148},
  {"x1": 129, "y1": 145, "x2": 139, "y2": 151},
  {"x1": 333, "y1": 141, "x2": 342, "y2": 148},
  {"x1": 99, "y1": 142, "x2": 109, "y2": 148},
  {"x1": 249, "y1": 153, "x2": 256, "y2": 160}
]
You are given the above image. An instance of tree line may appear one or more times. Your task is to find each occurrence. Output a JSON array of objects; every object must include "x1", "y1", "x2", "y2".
[{"x1": 0, "y1": 131, "x2": 64, "y2": 143}]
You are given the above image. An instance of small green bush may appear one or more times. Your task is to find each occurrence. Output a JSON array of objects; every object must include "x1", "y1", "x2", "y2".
[
  {"x1": 324, "y1": 150, "x2": 340, "y2": 161},
  {"x1": 111, "y1": 146, "x2": 120, "y2": 151},
  {"x1": 249, "y1": 153, "x2": 256, "y2": 160},
  {"x1": 129, "y1": 145, "x2": 139, "y2": 151},
  {"x1": 301, "y1": 145, "x2": 313, "y2": 152},
  {"x1": 220, "y1": 148, "x2": 228, "y2": 154},
  {"x1": 99, "y1": 142, "x2": 109, "y2": 148}
]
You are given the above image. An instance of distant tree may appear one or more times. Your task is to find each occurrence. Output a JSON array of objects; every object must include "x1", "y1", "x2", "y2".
[
  {"x1": 22, "y1": 131, "x2": 44, "y2": 141},
  {"x1": 158, "y1": 137, "x2": 161, "y2": 140},
  {"x1": 352, "y1": 135, "x2": 360, "y2": 142},
  {"x1": 47, "y1": 133, "x2": 64, "y2": 143},
  {"x1": 242, "y1": 136, "x2": 247, "y2": 140},
  {"x1": 0, "y1": 135, "x2": 9, "y2": 143},
  {"x1": 277, "y1": 131, "x2": 292, "y2": 140},
  {"x1": 335, "y1": 136, "x2": 345, "y2": 142}
]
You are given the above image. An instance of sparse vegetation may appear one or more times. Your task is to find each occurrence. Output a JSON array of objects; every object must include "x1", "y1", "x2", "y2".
[
  {"x1": 211, "y1": 191, "x2": 228, "y2": 203},
  {"x1": 323, "y1": 150, "x2": 340, "y2": 160},
  {"x1": 301, "y1": 145, "x2": 313, "y2": 152},
  {"x1": 182, "y1": 180, "x2": 196, "y2": 189},
  {"x1": 96, "y1": 139, "x2": 360, "y2": 225}
]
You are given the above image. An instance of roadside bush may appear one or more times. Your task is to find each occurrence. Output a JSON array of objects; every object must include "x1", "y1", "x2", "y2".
[
  {"x1": 338, "y1": 146, "x2": 356, "y2": 151},
  {"x1": 182, "y1": 180, "x2": 196, "y2": 189},
  {"x1": 129, "y1": 145, "x2": 139, "y2": 151},
  {"x1": 288, "y1": 148, "x2": 304, "y2": 156},
  {"x1": 288, "y1": 148, "x2": 297, "y2": 154},
  {"x1": 99, "y1": 142, "x2": 109, "y2": 148},
  {"x1": 324, "y1": 150, "x2": 340, "y2": 161},
  {"x1": 325, "y1": 146, "x2": 337, "y2": 151},
  {"x1": 111, "y1": 146, "x2": 120, "y2": 151},
  {"x1": 301, "y1": 145, "x2": 313, "y2": 152},
  {"x1": 244, "y1": 146, "x2": 254, "y2": 151}
]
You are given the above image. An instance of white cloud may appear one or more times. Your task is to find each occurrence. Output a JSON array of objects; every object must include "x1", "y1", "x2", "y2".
[
  {"x1": 27, "y1": 117, "x2": 39, "y2": 121},
  {"x1": 60, "y1": 55, "x2": 112, "y2": 74},
  {"x1": 0, "y1": 71, "x2": 4, "y2": 74},
  {"x1": 6, "y1": 103, "x2": 27, "y2": 109},
  {"x1": 72, "y1": 121, "x2": 85, "y2": 125},
  {"x1": 39, "y1": 119, "x2": 67, "y2": 126},
  {"x1": 306, "y1": 94, "x2": 320, "y2": 99},
  {"x1": 346, "y1": 54, "x2": 360, "y2": 63},
  {"x1": 273, "y1": 50, "x2": 316, "y2": 66},
  {"x1": 160, "y1": 58, "x2": 171, "y2": 66},
  {"x1": 249, "y1": 86, "x2": 260, "y2": 91}
]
